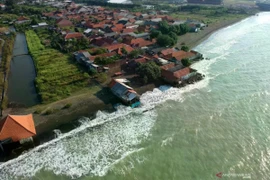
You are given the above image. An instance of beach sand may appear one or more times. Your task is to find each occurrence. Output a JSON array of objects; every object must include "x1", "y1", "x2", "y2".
[{"x1": 177, "y1": 17, "x2": 249, "y2": 49}]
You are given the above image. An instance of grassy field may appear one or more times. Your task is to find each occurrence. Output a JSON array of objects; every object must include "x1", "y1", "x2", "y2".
[
  {"x1": 25, "y1": 30, "x2": 90, "y2": 103},
  {"x1": 224, "y1": 0, "x2": 256, "y2": 6}
]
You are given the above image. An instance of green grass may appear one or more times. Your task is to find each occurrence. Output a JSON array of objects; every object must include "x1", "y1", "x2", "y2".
[{"x1": 25, "y1": 30, "x2": 90, "y2": 103}]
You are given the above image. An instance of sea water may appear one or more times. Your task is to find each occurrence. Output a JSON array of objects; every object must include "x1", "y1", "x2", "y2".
[{"x1": 1, "y1": 13, "x2": 270, "y2": 180}]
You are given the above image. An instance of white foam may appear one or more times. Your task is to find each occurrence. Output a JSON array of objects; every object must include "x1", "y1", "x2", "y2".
[{"x1": 0, "y1": 110, "x2": 157, "y2": 179}]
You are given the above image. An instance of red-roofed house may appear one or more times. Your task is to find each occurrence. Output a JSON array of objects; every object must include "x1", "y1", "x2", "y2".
[
  {"x1": 130, "y1": 38, "x2": 155, "y2": 48},
  {"x1": 0, "y1": 114, "x2": 36, "y2": 142},
  {"x1": 16, "y1": 16, "x2": 30, "y2": 24},
  {"x1": 111, "y1": 24, "x2": 125, "y2": 33},
  {"x1": 164, "y1": 50, "x2": 197, "y2": 61},
  {"x1": 122, "y1": 28, "x2": 136, "y2": 34},
  {"x1": 161, "y1": 67, "x2": 192, "y2": 84},
  {"x1": 160, "y1": 48, "x2": 175, "y2": 57},
  {"x1": 56, "y1": 18, "x2": 73, "y2": 28},
  {"x1": 91, "y1": 37, "x2": 115, "y2": 47},
  {"x1": 65, "y1": 32, "x2": 85, "y2": 41},
  {"x1": 105, "y1": 43, "x2": 133, "y2": 53}
]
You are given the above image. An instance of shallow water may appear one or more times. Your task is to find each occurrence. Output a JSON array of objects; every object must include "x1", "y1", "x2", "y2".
[{"x1": 1, "y1": 13, "x2": 270, "y2": 180}]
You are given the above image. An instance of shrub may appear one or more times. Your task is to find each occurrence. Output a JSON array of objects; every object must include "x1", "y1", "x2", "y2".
[
  {"x1": 96, "y1": 73, "x2": 108, "y2": 83},
  {"x1": 34, "y1": 108, "x2": 42, "y2": 114},
  {"x1": 63, "y1": 103, "x2": 72, "y2": 109},
  {"x1": 44, "y1": 108, "x2": 56, "y2": 115}
]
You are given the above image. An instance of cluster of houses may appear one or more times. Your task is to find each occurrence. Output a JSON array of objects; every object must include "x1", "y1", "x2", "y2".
[
  {"x1": 38, "y1": 2, "x2": 205, "y2": 105},
  {"x1": 8, "y1": 2, "x2": 205, "y2": 106}
]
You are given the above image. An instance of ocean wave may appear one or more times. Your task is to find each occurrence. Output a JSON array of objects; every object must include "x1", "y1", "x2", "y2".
[{"x1": 0, "y1": 58, "x2": 213, "y2": 180}]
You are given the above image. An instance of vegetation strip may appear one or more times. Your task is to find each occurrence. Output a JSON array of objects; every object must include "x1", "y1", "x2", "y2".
[
  {"x1": 25, "y1": 30, "x2": 89, "y2": 104},
  {"x1": 0, "y1": 34, "x2": 15, "y2": 111}
]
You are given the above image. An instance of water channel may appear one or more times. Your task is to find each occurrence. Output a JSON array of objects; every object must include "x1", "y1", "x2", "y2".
[{"x1": 7, "y1": 33, "x2": 40, "y2": 107}]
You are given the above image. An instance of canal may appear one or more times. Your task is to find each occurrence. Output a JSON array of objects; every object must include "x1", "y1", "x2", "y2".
[{"x1": 7, "y1": 33, "x2": 40, "y2": 107}]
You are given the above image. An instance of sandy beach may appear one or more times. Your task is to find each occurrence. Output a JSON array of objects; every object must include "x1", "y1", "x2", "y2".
[{"x1": 177, "y1": 17, "x2": 250, "y2": 49}]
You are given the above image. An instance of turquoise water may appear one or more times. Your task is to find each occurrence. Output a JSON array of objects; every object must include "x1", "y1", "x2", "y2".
[{"x1": 1, "y1": 13, "x2": 270, "y2": 179}]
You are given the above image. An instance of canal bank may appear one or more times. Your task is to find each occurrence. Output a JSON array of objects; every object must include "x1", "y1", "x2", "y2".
[{"x1": 7, "y1": 33, "x2": 40, "y2": 107}]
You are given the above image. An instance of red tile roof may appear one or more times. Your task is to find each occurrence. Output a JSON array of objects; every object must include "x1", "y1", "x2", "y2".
[
  {"x1": 131, "y1": 38, "x2": 154, "y2": 48},
  {"x1": 17, "y1": 16, "x2": 29, "y2": 21},
  {"x1": 56, "y1": 18, "x2": 73, "y2": 27},
  {"x1": 162, "y1": 67, "x2": 191, "y2": 82},
  {"x1": 0, "y1": 114, "x2": 36, "y2": 142},
  {"x1": 105, "y1": 43, "x2": 133, "y2": 53},
  {"x1": 135, "y1": 57, "x2": 147, "y2": 64},
  {"x1": 165, "y1": 50, "x2": 196, "y2": 61},
  {"x1": 91, "y1": 37, "x2": 114, "y2": 46},
  {"x1": 122, "y1": 28, "x2": 136, "y2": 33},
  {"x1": 160, "y1": 48, "x2": 175, "y2": 56},
  {"x1": 65, "y1": 32, "x2": 84, "y2": 40},
  {"x1": 161, "y1": 63, "x2": 175, "y2": 70},
  {"x1": 111, "y1": 24, "x2": 124, "y2": 33},
  {"x1": 129, "y1": 19, "x2": 136, "y2": 23}
]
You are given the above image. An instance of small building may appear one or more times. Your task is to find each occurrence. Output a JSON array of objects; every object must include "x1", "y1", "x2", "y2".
[
  {"x1": 56, "y1": 18, "x2": 73, "y2": 28},
  {"x1": 65, "y1": 32, "x2": 85, "y2": 41},
  {"x1": 164, "y1": 50, "x2": 202, "y2": 63},
  {"x1": 16, "y1": 16, "x2": 30, "y2": 24},
  {"x1": 109, "y1": 79, "x2": 140, "y2": 107},
  {"x1": 161, "y1": 66, "x2": 193, "y2": 85},
  {"x1": 0, "y1": 114, "x2": 36, "y2": 143},
  {"x1": 74, "y1": 50, "x2": 93, "y2": 64},
  {"x1": 84, "y1": 28, "x2": 92, "y2": 34},
  {"x1": 0, "y1": 4, "x2": 6, "y2": 10},
  {"x1": 38, "y1": 22, "x2": 48, "y2": 27}
]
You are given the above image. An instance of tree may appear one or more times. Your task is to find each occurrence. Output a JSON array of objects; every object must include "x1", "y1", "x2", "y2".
[
  {"x1": 150, "y1": 30, "x2": 161, "y2": 39},
  {"x1": 157, "y1": 34, "x2": 174, "y2": 47},
  {"x1": 121, "y1": 47, "x2": 128, "y2": 56},
  {"x1": 31, "y1": 18, "x2": 38, "y2": 25},
  {"x1": 181, "y1": 46, "x2": 189, "y2": 52},
  {"x1": 136, "y1": 62, "x2": 161, "y2": 84},
  {"x1": 182, "y1": 58, "x2": 191, "y2": 67},
  {"x1": 91, "y1": 48, "x2": 107, "y2": 55},
  {"x1": 168, "y1": 32, "x2": 178, "y2": 45},
  {"x1": 129, "y1": 49, "x2": 142, "y2": 59},
  {"x1": 158, "y1": 21, "x2": 170, "y2": 34},
  {"x1": 179, "y1": 24, "x2": 190, "y2": 35}
]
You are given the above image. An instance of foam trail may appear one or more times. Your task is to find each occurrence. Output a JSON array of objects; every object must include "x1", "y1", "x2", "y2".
[{"x1": 0, "y1": 110, "x2": 157, "y2": 179}]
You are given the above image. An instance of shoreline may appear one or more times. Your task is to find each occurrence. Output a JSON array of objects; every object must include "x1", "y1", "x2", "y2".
[
  {"x1": 3, "y1": 15, "x2": 251, "y2": 143},
  {"x1": 177, "y1": 16, "x2": 251, "y2": 49}
]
